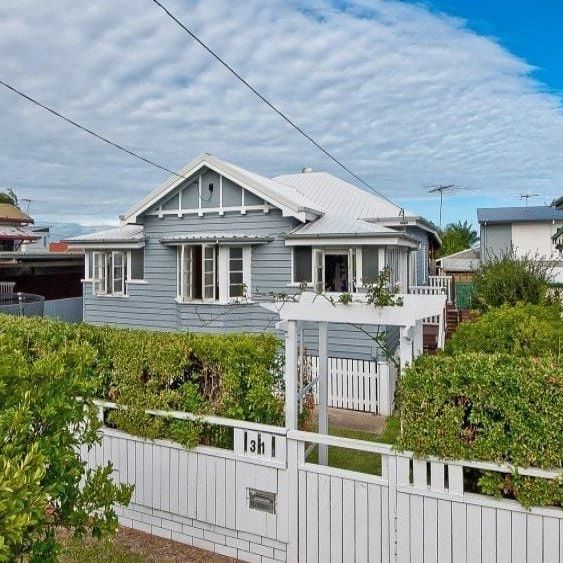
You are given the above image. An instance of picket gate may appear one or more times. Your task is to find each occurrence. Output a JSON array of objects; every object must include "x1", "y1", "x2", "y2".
[{"x1": 308, "y1": 356, "x2": 379, "y2": 413}]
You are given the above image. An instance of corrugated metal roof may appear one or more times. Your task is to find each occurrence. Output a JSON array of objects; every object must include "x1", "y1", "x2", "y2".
[
  {"x1": 66, "y1": 224, "x2": 144, "y2": 243},
  {"x1": 288, "y1": 215, "x2": 400, "y2": 237},
  {"x1": 0, "y1": 204, "x2": 34, "y2": 224},
  {"x1": 274, "y1": 171, "x2": 413, "y2": 220},
  {"x1": 0, "y1": 225, "x2": 40, "y2": 240},
  {"x1": 160, "y1": 232, "x2": 273, "y2": 244},
  {"x1": 477, "y1": 206, "x2": 563, "y2": 224},
  {"x1": 436, "y1": 247, "x2": 480, "y2": 272}
]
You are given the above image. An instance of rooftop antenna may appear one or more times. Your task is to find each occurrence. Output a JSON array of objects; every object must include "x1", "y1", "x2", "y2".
[
  {"x1": 21, "y1": 198, "x2": 32, "y2": 215},
  {"x1": 519, "y1": 193, "x2": 538, "y2": 206},
  {"x1": 426, "y1": 184, "x2": 460, "y2": 230}
]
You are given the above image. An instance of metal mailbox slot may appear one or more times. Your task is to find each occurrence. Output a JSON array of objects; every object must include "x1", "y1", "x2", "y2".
[{"x1": 248, "y1": 488, "x2": 276, "y2": 514}]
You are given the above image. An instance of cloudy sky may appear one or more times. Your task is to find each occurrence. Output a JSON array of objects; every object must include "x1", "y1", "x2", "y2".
[{"x1": 1, "y1": 0, "x2": 562, "y2": 233}]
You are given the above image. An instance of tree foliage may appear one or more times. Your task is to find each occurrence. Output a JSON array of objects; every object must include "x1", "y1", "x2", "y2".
[
  {"x1": 396, "y1": 353, "x2": 563, "y2": 507},
  {"x1": 438, "y1": 220, "x2": 479, "y2": 257},
  {"x1": 0, "y1": 327, "x2": 132, "y2": 561},
  {"x1": 0, "y1": 188, "x2": 18, "y2": 207},
  {"x1": 473, "y1": 248, "x2": 554, "y2": 311},
  {"x1": 445, "y1": 303, "x2": 563, "y2": 357},
  {"x1": 0, "y1": 315, "x2": 284, "y2": 450}
]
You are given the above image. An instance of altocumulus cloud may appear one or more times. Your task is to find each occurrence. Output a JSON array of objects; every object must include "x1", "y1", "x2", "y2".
[{"x1": 0, "y1": 0, "x2": 562, "y2": 224}]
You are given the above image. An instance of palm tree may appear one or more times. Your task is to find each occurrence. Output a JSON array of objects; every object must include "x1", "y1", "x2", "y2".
[{"x1": 439, "y1": 220, "x2": 479, "y2": 257}]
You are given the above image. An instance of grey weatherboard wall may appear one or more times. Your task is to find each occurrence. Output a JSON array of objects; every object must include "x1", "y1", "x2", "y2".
[
  {"x1": 480, "y1": 223, "x2": 512, "y2": 260},
  {"x1": 83, "y1": 208, "x2": 394, "y2": 360}
]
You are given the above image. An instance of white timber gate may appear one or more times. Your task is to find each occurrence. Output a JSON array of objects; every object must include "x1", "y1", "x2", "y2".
[
  {"x1": 309, "y1": 356, "x2": 380, "y2": 413},
  {"x1": 290, "y1": 431, "x2": 563, "y2": 563}
]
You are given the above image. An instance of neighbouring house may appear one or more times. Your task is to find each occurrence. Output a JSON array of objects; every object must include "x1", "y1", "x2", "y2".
[
  {"x1": 21, "y1": 224, "x2": 50, "y2": 253},
  {"x1": 0, "y1": 203, "x2": 39, "y2": 251},
  {"x1": 0, "y1": 204, "x2": 84, "y2": 299},
  {"x1": 436, "y1": 247, "x2": 480, "y2": 283},
  {"x1": 478, "y1": 205, "x2": 563, "y2": 283},
  {"x1": 66, "y1": 153, "x2": 442, "y2": 394}
]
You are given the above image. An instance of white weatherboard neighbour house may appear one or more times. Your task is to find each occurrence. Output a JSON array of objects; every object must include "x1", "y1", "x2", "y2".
[{"x1": 68, "y1": 153, "x2": 448, "y2": 412}]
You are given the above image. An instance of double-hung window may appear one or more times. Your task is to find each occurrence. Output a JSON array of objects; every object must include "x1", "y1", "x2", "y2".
[
  {"x1": 90, "y1": 249, "x2": 144, "y2": 296},
  {"x1": 228, "y1": 247, "x2": 245, "y2": 298},
  {"x1": 92, "y1": 251, "x2": 126, "y2": 296},
  {"x1": 177, "y1": 244, "x2": 250, "y2": 303}
]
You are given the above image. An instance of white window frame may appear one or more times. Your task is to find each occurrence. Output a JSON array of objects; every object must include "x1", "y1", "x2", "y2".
[
  {"x1": 313, "y1": 248, "x2": 357, "y2": 293},
  {"x1": 177, "y1": 244, "x2": 251, "y2": 304},
  {"x1": 290, "y1": 247, "x2": 315, "y2": 286},
  {"x1": 111, "y1": 251, "x2": 126, "y2": 296},
  {"x1": 92, "y1": 251, "x2": 106, "y2": 295},
  {"x1": 92, "y1": 250, "x2": 127, "y2": 297},
  {"x1": 202, "y1": 244, "x2": 216, "y2": 303}
]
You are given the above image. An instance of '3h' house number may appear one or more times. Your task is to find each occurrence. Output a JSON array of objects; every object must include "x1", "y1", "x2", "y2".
[{"x1": 234, "y1": 428, "x2": 286, "y2": 465}]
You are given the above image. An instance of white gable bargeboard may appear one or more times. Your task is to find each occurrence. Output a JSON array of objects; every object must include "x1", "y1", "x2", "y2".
[{"x1": 124, "y1": 154, "x2": 320, "y2": 224}]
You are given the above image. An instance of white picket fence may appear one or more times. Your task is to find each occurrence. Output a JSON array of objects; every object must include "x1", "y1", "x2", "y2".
[
  {"x1": 303, "y1": 356, "x2": 397, "y2": 415},
  {"x1": 84, "y1": 400, "x2": 563, "y2": 563},
  {"x1": 308, "y1": 357, "x2": 377, "y2": 413}
]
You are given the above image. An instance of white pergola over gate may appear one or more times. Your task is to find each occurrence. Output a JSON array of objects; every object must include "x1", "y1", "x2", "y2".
[{"x1": 262, "y1": 293, "x2": 447, "y2": 464}]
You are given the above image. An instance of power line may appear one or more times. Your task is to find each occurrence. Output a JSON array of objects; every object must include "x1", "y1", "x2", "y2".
[
  {"x1": 0, "y1": 79, "x2": 190, "y2": 182},
  {"x1": 149, "y1": 0, "x2": 398, "y2": 208}
]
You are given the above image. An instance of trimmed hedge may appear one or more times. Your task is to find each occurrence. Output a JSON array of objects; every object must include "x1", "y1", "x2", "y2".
[
  {"x1": 445, "y1": 303, "x2": 563, "y2": 357},
  {"x1": 0, "y1": 315, "x2": 284, "y2": 447},
  {"x1": 396, "y1": 353, "x2": 563, "y2": 507}
]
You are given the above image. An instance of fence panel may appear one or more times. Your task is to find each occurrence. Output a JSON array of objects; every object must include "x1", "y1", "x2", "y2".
[
  {"x1": 80, "y1": 405, "x2": 563, "y2": 563},
  {"x1": 309, "y1": 356, "x2": 379, "y2": 413},
  {"x1": 44, "y1": 296, "x2": 83, "y2": 322},
  {"x1": 297, "y1": 466, "x2": 389, "y2": 563}
]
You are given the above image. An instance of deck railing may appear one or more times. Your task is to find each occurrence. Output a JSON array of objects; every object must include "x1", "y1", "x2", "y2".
[
  {"x1": 428, "y1": 274, "x2": 454, "y2": 303},
  {"x1": 0, "y1": 281, "x2": 15, "y2": 295}
]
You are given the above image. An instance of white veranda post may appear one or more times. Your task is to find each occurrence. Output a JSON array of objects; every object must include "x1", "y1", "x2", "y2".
[
  {"x1": 284, "y1": 320, "x2": 298, "y2": 430},
  {"x1": 318, "y1": 321, "x2": 328, "y2": 465}
]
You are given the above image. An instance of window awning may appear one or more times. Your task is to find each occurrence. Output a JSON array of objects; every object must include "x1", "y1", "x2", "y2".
[
  {"x1": 160, "y1": 233, "x2": 274, "y2": 245},
  {"x1": 0, "y1": 225, "x2": 40, "y2": 241}
]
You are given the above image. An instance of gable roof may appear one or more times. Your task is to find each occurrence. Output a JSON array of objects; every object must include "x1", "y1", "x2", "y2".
[
  {"x1": 0, "y1": 204, "x2": 34, "y2": 224},
  {"x1": 274, "y1": 171, "x2": 409, "y2": 220},
  {"x1": 477, "y1": 206, "x2": 563, "y2": 224},
  {"x1": 123, "y1": 153, "x2": 320, "y2": 224}
]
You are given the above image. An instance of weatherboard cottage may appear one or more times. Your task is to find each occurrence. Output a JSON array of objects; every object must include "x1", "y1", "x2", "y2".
[{"x1": 68, "y1": 153, "x2": 441, "y2": 407}]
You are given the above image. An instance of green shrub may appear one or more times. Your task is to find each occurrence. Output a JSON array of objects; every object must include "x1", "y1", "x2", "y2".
[
  {"x1": 473, "y1": 249, "x2": 554, "y2": 311},
  {"x1": 0, "y1": 329, "x2": 132, "y2": 561},
  {"x1": 0, "y1": 315, "x2": 284, "y2": 448},
  {"x1": 396, "y1": 353, "x2": 563, "y2": 507},
  {"x1": 445, "y1": 303, "x2": 563, "y2": 357}
]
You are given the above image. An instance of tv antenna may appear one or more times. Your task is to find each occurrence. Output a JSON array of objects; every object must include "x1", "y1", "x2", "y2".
[
  {"x1": 426, "y1": 184, "x2": 462, "y2": 230},
  {"x1": 519, "y1": 193, "x2": 538, "y2": 206},
  {"x1": 20, "y1": 198, "x2": 32, "y2": 215}
]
